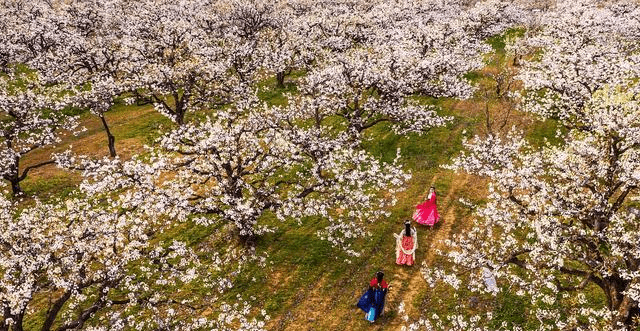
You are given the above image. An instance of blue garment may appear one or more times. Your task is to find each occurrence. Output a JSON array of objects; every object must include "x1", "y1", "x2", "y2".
[
  {"x1": 357, "y1": 288, "x2": 387, "y2": 321},
  {"x1": 357, "y1": 289, "x2": 374, "y2": 313},
  {"x1": 373, "y1": 288, "x2": 386, "y2": 318}
]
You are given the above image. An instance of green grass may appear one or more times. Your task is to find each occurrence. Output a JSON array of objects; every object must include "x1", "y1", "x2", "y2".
[
  {"x1": 257, "y1": 82, "x2": 298, "y2": 106},
  {"x1": 109, "y1": 106, "x2": 172, "y2": 144},
  {"x1": 487, "y1": 27, "x2": 526, "y2": 53},
  {"x1": 526, "y1": 117, "x2": 566, "y2": 147},
  {"x1": 21, "y1": 172, "x2": 80, "y2": 200},
  {"x1": 257, "y1": 70, "x2": 303, "y2": 106},
  {"x1": 489, "y1": 290, "x2": 532, "y2": 329},
  {"x1": 487, "y1": 35, "x2": 507, "y2": 52},
  {"x1": 362, "y1": 100, "x2": 470, "y2": 170},
  {"x1": 464, "y1": 71, "x2": 483, "y2": 83}
]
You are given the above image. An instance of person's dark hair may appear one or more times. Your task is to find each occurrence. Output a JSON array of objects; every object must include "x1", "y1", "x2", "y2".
[
  {"x1": 376, "y1": 271, "x2": 384, "y2": 283},
  {"x1": 404, "y1": 220, "x2": 411, "y2": 237}
]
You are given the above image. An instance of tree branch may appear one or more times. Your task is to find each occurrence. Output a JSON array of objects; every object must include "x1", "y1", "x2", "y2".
[{"x1": 19, "y1": 160, "x2": 56, "y2": 181}]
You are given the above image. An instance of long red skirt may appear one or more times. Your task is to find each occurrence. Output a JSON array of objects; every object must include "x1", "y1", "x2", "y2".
[
  {"x1": 396, "y1": 236, "x2": 414, "y2": 265},
  {"x1": 413, "y1": 193, "x2": 440, "y2": 226}
]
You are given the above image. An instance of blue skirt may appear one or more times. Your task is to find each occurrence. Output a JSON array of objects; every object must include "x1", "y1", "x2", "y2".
[{"x1": 357, "y1": 288, "x2": 386, "y2": 321}]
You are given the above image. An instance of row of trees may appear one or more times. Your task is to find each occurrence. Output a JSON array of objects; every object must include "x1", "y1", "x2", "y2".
[{"x1": 1, "y1": 0, "x2": 512, "y2": 195}]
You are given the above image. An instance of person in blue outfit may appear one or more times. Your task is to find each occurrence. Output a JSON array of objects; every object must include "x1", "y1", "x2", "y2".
[{"x1": 357, "y1": 271, "x2": 388, "y2": 322}]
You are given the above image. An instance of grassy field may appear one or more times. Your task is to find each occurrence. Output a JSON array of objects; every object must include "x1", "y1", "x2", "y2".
[{"x1": 12, "y1": 38, "x2": 571, "y2": 330}]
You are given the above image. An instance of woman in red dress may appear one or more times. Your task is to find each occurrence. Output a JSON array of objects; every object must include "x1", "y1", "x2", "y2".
[
  {"x1": 394, "y1": 221, "x2": 417, "y2": 265},
  {"x1": 413, "y1": 186, "x2": 440, "y2": 227}
]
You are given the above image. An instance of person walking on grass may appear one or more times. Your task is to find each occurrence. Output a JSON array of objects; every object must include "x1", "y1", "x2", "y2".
[
  {"x1": 413, "y1": 186, "x2": 440, "y2": 227},
  {"x1": 394, "y1": 220, "x2": 417, "y2": 266},
  {"x1": 357, "y1": 271, "x2": 388, "y2": 322}
]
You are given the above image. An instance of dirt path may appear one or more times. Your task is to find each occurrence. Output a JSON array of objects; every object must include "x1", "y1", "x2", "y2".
[
  {"x1": 265, "y1": 172, "x2": 472, "y2": 331},
  {"x1": 387, "y1": 173, "x2": 470, "y2": 329}
]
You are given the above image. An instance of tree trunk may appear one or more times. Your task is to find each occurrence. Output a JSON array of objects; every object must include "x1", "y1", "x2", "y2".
[
  {"x1": 175, "y1": 111, "x2": 185, "y2": 126},
  {"x1": 513, "y1": 54, "x2": 521, "y2": 66},
  {"x1": 604, "y1": 276, "x2": 635, "y2": 329},
  {"x1": 10, "y1": 179, "x2": 22, "y2": 197},
  {"x1": 11, "y1": 311, "x2": 24, "y2": 331},
  {"x1": 1, "y1": 307, "x2": 12, "y2": 331},
  {"x1": 174, "y1": 96, "x2": 186, "y2": 126},
  {"x1": 276, "y1": 71, "x2": 285, "y2": 88},
  {"x1": 238, "y1": 232, "x2": 257, "y2": 247},
  {"x1": 7, "y1": 156, "x2": 22, "y2": 197},
  {"x1": 613, "y1": 295, "x2": 634, "y2": 329},
  {"x1": 99, "y1": 113, "x2": 117, "y2": 158},
  {"x1": 484, "y1": 99, "x2": 493, "y2": 135},
  {"x1": 40, "y1": 290, "x2": 71, "y2": 331}
]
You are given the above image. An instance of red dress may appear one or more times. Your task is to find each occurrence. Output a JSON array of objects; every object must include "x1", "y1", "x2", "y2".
[
  {"x1": 394, "y1": 228, "x2": 417, "y2": 266},
  {"x1": 413, "y1": 192, "x2": 440, "y2": 226},
  {"x1": 396, "y1": 236, "x2": 415, "y2": 265}
]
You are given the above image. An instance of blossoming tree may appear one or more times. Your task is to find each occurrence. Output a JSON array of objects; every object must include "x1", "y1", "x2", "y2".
[
  {"x1": 0, "y1": 74, "x2": 78, "y2": 196},
  {"x1": 516, "y1": 0, "x2": 640, "y2": 122},
  {"x1": 423, "y1": 87, "x2": 640, "y2": 331},
  {"x1": 0, "y1": 179, "x2": 271, "y2": 331},
  {"x1": 61, "y1": 92, "x2": 411, "y2": 254}
]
